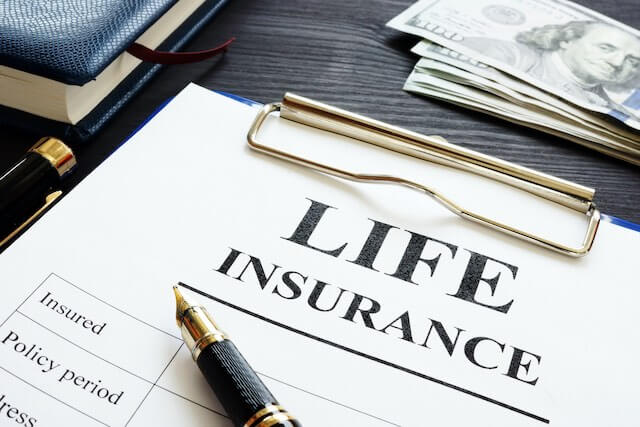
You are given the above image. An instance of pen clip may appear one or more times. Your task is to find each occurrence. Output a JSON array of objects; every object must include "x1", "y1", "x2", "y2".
[
  {"x1": 247, "y1": 95, "x2": 600, "y2": 257},
  {"x1": 0, "y1": 191, "x2": 63, "y2": 248}
]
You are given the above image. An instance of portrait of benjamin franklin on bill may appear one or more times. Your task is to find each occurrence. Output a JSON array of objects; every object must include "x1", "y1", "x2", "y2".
[{"x1": 462, "y1": 21, "x2": 640, "y2": 118}]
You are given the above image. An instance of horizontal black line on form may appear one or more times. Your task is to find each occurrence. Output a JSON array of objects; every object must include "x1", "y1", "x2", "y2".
[{"x1": 179, "y1": 282, "x2": 550, "y2": 424}]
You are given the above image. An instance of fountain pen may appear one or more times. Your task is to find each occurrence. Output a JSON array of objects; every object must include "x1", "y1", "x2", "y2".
[{"x1": 173, "y1": 285, "x2": 302, "y2": 427}]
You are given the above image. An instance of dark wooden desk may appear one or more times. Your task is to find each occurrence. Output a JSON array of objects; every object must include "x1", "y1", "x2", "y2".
[{"x1": 2, "y1": 0, "x2": 639, "y2": 224}]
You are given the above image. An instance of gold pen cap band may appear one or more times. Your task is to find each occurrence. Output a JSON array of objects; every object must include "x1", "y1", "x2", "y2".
[
  {"x1": 174, "y1": 285, "x2": 228, "y2": 360},
  {"x1": 244, "y1": 405, "x2": 300, "y2": 427},
  {"x1": 31, "y1": 137, "x2": 76, "y2": 178}
]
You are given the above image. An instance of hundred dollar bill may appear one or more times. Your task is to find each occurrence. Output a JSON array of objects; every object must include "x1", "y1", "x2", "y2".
[
  {"x1": 413, "y1": 58, "x2": 640, "y2": 149},
  {"x1": 412, "y1": 41, "x2": 640, "y2": 142},
  {"x1": 404, "y1": 71, "x2": 640, "y2": 165},
  {"x1": 388, "y1": 0, "x2": 640, "y2": 130}
]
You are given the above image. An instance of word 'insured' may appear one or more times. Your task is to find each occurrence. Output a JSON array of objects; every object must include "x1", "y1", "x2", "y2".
[{"x1": 39, "y1": 291, "x2": 107, "y2": 335}]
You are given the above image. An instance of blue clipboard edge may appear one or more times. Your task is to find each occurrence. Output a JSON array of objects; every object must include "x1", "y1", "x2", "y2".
[
  {"x1": 601, "y1": 214, "x2": 640, "y2": 233},
  {"x1": 121, "y1": 89, "x2": 640, "y2": 234},
  {"x1": 215, "y1": 91, "x2": 262, "y2": 107}
]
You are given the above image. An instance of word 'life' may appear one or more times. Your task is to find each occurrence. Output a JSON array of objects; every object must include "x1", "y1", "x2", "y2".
[{"x1": 284, "y1": 199, "x2": 519, "y2": 314}]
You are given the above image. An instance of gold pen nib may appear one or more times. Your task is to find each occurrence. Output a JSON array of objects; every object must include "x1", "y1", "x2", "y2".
[
  {"x1": 173, "y1": 283, "x2": 228, "y2": 360},
  {"x1": 173, "y1": 284, "x2": 193, "y2": 327}
]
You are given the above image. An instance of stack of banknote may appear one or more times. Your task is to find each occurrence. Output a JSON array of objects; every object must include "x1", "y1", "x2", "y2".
[{"x1": 388, "y1": 0, "x2": 640, "y2": 165}]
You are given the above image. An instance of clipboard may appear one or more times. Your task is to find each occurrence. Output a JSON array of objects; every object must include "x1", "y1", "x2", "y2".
[
  {"x1": 0, "y1": 84, "x2": 638, "y2": 426},
  {"x1": 247, "y1": 93, "x2": 600, "y2": 257}
]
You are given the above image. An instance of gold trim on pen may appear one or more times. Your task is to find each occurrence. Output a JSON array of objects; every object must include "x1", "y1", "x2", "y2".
[
  {"x1": 247, "y1": 94, "x2": 600, "y2": 257},
  {"x1": 1, "y1": 137, "x2": 75, "y2": 249},
  {"x1": 0, "y1": 191, "x2": 62, "y2": 247},
  {"x1": 244, "y1": 405, "x2": 298, "y2": 427},
  {"x1": 243, "y1": 405, "x2": 286, "y2": 427},
  {"x1": 254, "y1": 413, "x2": 297, "y2": 427},
  {"x1": 31, "y1": 137, "x2": 76, "y2": 178},
  {"x1": 174, "y1": 286, "x2": 228, "y2": 360}
]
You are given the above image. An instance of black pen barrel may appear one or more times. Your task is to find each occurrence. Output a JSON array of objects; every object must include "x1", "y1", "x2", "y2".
[
  {"x1": 196, "y1": 340, "x2": 301, "y2": 427},
  {"x1": 173, "y1": 286, "x2": 301, "y2": 426},
  {"x1": 0, "y1": 152, "x2": 60, "y2": 239},
  {"x1": 0, "y1": 137, "x2": 75, "y2": 246}
]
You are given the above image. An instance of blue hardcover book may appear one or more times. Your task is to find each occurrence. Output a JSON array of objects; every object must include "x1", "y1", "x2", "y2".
[{"x1": 0, "y1": 0, "x2": 230, "y2": 142}]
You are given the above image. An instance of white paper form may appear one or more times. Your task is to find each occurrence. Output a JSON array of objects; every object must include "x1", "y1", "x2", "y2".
[{"x1": 0, "y1": 84, "x2": 638, "y2": 427}]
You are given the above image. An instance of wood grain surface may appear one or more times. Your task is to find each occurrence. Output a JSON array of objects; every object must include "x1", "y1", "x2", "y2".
[{"x1": 1, "y1": 0, "x2": 639, "y2": 225}]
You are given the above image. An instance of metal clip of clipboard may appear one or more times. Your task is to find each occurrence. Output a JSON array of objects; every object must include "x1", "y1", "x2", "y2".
[{"x1": 247, "y1": 93, "x2": 600, "y2": 257}]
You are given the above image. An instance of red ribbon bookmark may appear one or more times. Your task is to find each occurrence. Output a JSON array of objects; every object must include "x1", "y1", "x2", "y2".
[{"x1": 126, "y1": 37, "x2": 235, "y2": 65}]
